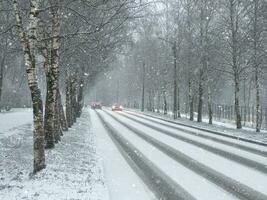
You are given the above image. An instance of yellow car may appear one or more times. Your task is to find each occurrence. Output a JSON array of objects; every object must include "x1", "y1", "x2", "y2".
[{"x1": 112, "y1": 104, "x2": 123, "y2": 111}]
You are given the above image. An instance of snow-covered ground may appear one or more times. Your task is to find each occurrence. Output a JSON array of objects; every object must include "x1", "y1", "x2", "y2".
[
  {"x1": 113, "y1": 111, "x2": 267, "y2": 194},
  {"x1": 127, "y1": 109, "x2": 267, "y2": 144},
  {"x1": 2, "y1": 108, "x2": 267, "y2": 200},
  {"x1": 90, "y1": 110, "x2": 155, "y2": 200},
  {"x1": 0, "y1": 108, "x2": 33, "y2": 138},
  {"x1": 0, "y1": 109, "x2": 108, "y2": 200},
  {"x1": 99, "y1": 110, "x2": 238, "y2": 200},
  {"x1": 95, "y1": 108, "x2": 267, "y2": 199}
]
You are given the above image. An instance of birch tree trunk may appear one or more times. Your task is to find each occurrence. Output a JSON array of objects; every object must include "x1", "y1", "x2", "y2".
[
  {"x1": 253, "y1": 0, "x2": 261, "y2": 132},
  {"x1": 148, "y1": 90, "x2": 151, "y2": 111},
  {"x1": 66, "y1": 73, "x2": 72, "y2": 127},
  {"x1": 152, "y1": 90, "x2": 155, "y2": 112},
  {"x1": 189, "y1": 79, "x2": 194, "y2": 121},
  {"x1": 0, "y1": 38, "x2": 8, "y2": 109},
  {"x1": 71, "y1": 75, "x2": 78, "y2": 122},
  {"x1": 0, "y1": 52, "x2": 5, "y2": 107},
  {"x1": 234, "y1": 74, "x2": 242, "y2": 129},
  {"x1": 77, "y1": 78, "x2": 84, "y2": 118},
  {"x1": 43, "y1": 0, "x2": 61, "y2": 147},
  {"x1": 163, "y1": 89, "x2": 167, "y2": 115},
  {"x1": 44, "y1": 68, "x2": 55, "y2": 148},
  {"x1": 173, "y1": 42, "x2": 178, "y2": 119},
  {"x1": 54, "y1": 93, "x2": 61, "y2": 143},
  {"x1": 230, "y1": 0, "x2": 242, "y2": 129},
  {"x1": 255, "y1": 66, "x2": 261, "y2": 132},
  {"x1": 58, "y1": 87, "x2": 68, "y2": 131},
  {"x1": 197, "y1": 4, "x2": 205, "y2": 123},
  {"x1": 11, "y1": 0, "x2": 46, "y2": 173},
  {"x1": 197, "y1": 70, "x2": 204, "y2": 122},
  {"x1": 50, "y1": 0, "x2": 61, "y2": 144},
  {"x1": 243, "y1": 80, "x2": 247, "y2": 126},
  {"x1": 40, "y1": 30, "x2": 55, "y2": 148},
  {"x1": 157, "y1": 90, "x2": 160, "y2": 113},
  {"x1": 141, "y1": 62, "x2": 145, "y2": 112},
  {"x1": 185, "y1": 1, "x2": 194, "y2": 122},
  {"x1": 208, "y1": 85, "x2": 213, "y2": 124},
  {"x1": 177, "y1": 86, "x2": 181, "y2": 118}
]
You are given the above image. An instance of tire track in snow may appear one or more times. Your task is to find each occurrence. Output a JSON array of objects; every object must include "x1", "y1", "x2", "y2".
[
  {"x1": 95, "y1": 111, "x2": 196, "y2": 200},
  {"x1": 123, "y1": 111, "x2": 267, "y2": 157},
  {"x1": 103, "y1": 110, "x2": 267, "y2": 200},
  {"x1": 117, "y1": 112, "x2": 267, "y2": 175}
]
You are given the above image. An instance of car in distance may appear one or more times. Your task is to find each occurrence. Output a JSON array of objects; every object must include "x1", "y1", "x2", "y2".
[
  {"x1": 112, "y1": 104, "x2": 123, "y2": 111},
  {"x1": 91, "y1": 102, "x2": 102, "y2": 109}
]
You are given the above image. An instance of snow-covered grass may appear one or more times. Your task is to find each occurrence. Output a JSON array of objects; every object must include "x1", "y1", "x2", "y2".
[
  {"x1": 0, "y1": 109, "x2": 108, "y2": 200},
  {"x1": 181, "y1": 113, "x2": 267, "y2": 133},
  {"x1": 127, "y1": 109, "x2": 267, "y2": 144},
  {"x1": 0, "y1": 108, "x2": 33, "y2": 137}
]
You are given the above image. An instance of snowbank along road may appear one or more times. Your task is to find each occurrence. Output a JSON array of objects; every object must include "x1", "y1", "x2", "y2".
[{"x1": 92, "y1": 108, "x2": 267, "y2": 200}]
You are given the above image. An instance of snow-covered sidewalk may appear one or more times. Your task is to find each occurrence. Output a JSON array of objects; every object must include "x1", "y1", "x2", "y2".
[{"x1": 0, "y1": 109, "x2": 108, "y2": 200}]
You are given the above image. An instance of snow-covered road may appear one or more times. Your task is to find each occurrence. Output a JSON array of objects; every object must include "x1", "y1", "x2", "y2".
[
  {"x1": 93, "y1": 108, "x2": 267, "y2": 200},
  {"x1": 90, "y1": 110, "x2": 156, "y2": 200},
  {"x1": 2, "y1": 108, "x2": 267, "y2": 200}
]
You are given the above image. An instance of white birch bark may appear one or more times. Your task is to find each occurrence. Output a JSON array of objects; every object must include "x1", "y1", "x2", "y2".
[
  {"x1": 229, "y1": 0, "x2": 242, "y2": 129},
  {"x1": 11, "y1": 0, "x2": 46, "y2": 173}
]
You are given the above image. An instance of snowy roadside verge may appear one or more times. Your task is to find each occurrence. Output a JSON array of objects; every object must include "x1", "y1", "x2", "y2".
[
  {"x1": 0, "y1": 109, "x2": 109, "y2": 200},
  {"x1": 0, "y1": 109, "x2": 33, "y2": 137},
  {"x1": 126, "y1": 109, "x2": 267, "y2": 144}
]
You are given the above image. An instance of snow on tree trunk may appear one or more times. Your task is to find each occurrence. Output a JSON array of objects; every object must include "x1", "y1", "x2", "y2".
[{"x1": 11, "y1": 0, "x2": 46, "y2": 173}]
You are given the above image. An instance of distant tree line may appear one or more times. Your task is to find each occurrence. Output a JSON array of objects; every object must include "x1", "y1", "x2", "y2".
[{"x1": 94, "y1": 0, "x2": 267, "y2": 132}]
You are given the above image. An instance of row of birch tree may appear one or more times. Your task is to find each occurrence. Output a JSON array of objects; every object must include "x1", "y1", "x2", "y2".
[{"x1": 0, "y1": 0, "x2": 144, "y2": 173}]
